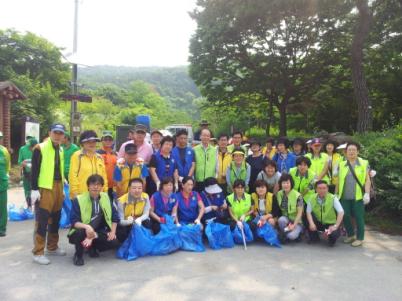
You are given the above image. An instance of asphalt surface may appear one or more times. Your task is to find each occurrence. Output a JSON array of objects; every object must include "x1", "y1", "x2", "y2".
[{"x1": 0, "y1": 187, "x2": 401, "y2": 301}]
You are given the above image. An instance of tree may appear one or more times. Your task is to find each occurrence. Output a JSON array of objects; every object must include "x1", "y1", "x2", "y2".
[
  {"x1": 189, "y1": 0, "x2": 353, "y2": 136},
  {"x1": 351, "y1": 0, "x2": 373, "y2": 133}
]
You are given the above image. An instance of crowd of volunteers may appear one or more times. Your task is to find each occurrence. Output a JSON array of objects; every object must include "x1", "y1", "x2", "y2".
[{"x1": 0, "y1": 119, "x2": 374, "y2": 266}]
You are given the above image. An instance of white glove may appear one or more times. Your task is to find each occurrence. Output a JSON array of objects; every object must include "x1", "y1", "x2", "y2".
[
  {"x1": 117, "y1": 158, "x2": 125, "y2": 165},
  {"x1": 236, "y1": 220, "x2": 244, "y2": 229},
  {"x1": 240, "y1": 215, "x2": 245, "y2": 222},
  {"x1": 175, "y1": 182, "x2": 179, "y2": 191},
  {"x1": 135, "y1": 218, "x2": 142, "y2": 226},
  {"x1": 31, "y1": 190, "x2": 41, "y2": 203},
  {"x1": 369, "y1": 170, "x2": 377, "y2": 178},
  {"x1": 156, "y1": 180, "x2": 161, "y2": 190},
  {"x1": 194, "y1": 219, "x2": 201, "y2": 225},
  {"x1": 127, "y1": 216, "x2": 134, "y2": 224},
  {"x1": 363, "y1": 193, "x2": 370, "y2": 205},
  {"x1": 179, "y1": 176, "x2": 183, "y2": 182},
  {"x1": 176, "y1": 223, "x2": 181, "y2": 227}
]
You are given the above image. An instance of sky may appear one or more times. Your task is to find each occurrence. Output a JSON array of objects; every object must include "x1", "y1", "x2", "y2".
[{"x1": 0, "y1": 0, "x2": 198, "y2": 67}]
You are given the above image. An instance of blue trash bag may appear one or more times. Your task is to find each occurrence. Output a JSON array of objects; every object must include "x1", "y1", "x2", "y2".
[
  {"x1": 8, "y1": 204, "x2": 26, "y2": 221},
  {"x1": 59, "y1": 184, "x2": 72, "y2": 228},
  {"x1": 116, "y1": 224, "x2": 155, "y2": 261},
  {"x1": 232, "y1": 221, "x2": 254, "y2": 244},
  {"x1": 178, "y1": 223, "x2": 205, "y2": 252},
  {"x1": 256, "y1": 222, "x2": 281, "y2": 248},
  {"x1": 150, "y1": 215, "x2": 181, "y2": 255},
  {"x1": 205, "y1": 222, "x2": 234, "y2": 250},
  {"x1": 23, "y1": 208, "x2": 34, "y2": 220}
]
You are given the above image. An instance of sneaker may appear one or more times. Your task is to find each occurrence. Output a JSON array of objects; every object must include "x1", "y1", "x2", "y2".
[
  {"x1": 46, "y1": 248, "x2": 67, "y2": 256},
  {"x1": 73, "y1": 253, "x2": 84, "y2": 266},
  {"x1": 33, "y1": 255, "x2": 51, "y2": 265},
  {"x1": 343, "y1": 236, "x2": 356, "y2": 244},
  {"x1": 351, "y1": 240, "x2": 363, "y2": 247}
]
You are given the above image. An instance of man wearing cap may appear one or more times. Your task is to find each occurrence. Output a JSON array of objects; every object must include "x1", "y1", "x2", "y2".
[
  {"x1": 30, "y1": 124, "x2": 66, "y2": 264},
  {"x1": 69, "y1": 130, "x2": 108, "y2": 199},
  {"x1": 226, "y1": 147, "x2": 251, "y2": 193},
  {"x1": 200, "y1": 177, "x2": 228, "y2": 225},
  {"x1": 272, "y1": 137, "x2": 296, "y2": 173},
  {"x1": 172, "y1": 129, "x2": 195, "y2": 181},
  {"x1": 194, "y1": 128, "x2": 218, "y2": 192},
  {"x1": 97, "y1": 131, "x2": 118, "y2": 201},
  {"x1": 117, "y1": 124, "x2": 153, "y2": 164},
  {"x1": 62, "y1": 133, "x2": 79, "y2": 180},
  {"x1": 18, "y1": 137, "x2": 38, "y2": 209},
  {"x1": 0, "y1": 131, "x2": 11, "y2": 237},
  {"x1": 194, "y1": 120, "x2": 212, "y2": 142},
  {"x1": 150, "y1": 129, "x2": 163, "y2": 154},
  {"x1": 305, "y1": 138, "x2": 330, "y2": 183},
  {"x1": 113, "y1": 143, "x2": 148, "y2": 197}
]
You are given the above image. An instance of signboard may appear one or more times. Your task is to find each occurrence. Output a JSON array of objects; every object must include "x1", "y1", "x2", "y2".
[
  {"x1": 25, "y1": 120, "x2": 40, "y2": 142},
  {"x1": 62, "y1": 94, "x2": 92, "y2": 103}
]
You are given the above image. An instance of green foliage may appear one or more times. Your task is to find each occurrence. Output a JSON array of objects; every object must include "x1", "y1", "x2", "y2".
[{"x1": 354, "y1": 123, "x2": 402, "y2": 217}]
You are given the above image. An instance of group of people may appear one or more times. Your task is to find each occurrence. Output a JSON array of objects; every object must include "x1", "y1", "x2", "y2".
[{"x1": 0, "y1": 120, "x2": 373, "y2": 266}]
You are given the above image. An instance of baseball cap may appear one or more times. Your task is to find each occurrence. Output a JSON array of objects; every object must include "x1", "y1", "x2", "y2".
[
  {"x1": 134, "y1": 124, "x2": 147, "y2": 133},
  {"x1": 101, "y1": 130, "x2": 114, "y2": 139},
  {"x1": 29, "y1": 138, "x2": 38, "y2": 147},
  {"x1": 125, "y1": 143, "x2": 138, "y2": 154},
  {"x1": 50, "y1": 123, "x2": 66, "y2": 134}
]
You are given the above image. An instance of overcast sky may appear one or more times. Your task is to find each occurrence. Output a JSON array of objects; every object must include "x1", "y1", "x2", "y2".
[{"x1": 0, "y1": 0, "x2": 198, "y2": 67}]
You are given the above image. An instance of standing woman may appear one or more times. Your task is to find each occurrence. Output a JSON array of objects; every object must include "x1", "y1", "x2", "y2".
[
  {"x1": 305, "y1": 138, "x2": 329, "y2": 183},
  {"x1": 175, "y1": 177, "x2": 205, "y2": 227},
  {"x1": 256, "y1": 160, "x2": 281, "y2": 194},
  {"x1": 336, "y1": 142, "x2": 371, "y2": 247},
  {"x1": 149, "y1": 177, "x2": 178, "y2": 234},
  {"x1": 149, "y1": 136, "x2": 178, "y2": 194},
  {"x1": 246, "y1": 140, "x2": 267, "y2": 194},
  {"x1": 276, "y1": 174, "x2": 304, "y2": 243},
  {"x1": 324, "y1": 140, "x2": 342, "y2": 193},
  {"x1": 262, "y1": 137, "x2": 276, "y2": 160},
  {"x1": 69, "y1": 130, "x2": 108, "y2": 199}
]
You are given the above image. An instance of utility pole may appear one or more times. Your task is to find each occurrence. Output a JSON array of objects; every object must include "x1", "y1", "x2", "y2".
[{"x1": 71, "y1": 0, "x2": 79, "y2": 143}]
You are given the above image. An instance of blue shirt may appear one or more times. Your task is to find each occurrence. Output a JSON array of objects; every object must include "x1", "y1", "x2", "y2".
[{"x1": 273, "y1": 152, "x2": 296, "y2": 173}]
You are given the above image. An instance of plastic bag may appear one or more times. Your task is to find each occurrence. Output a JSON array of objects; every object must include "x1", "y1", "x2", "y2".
[
  {"x1": 150, "y1": 215, "x2": 181, "y2": 255},
  {"x1": 116, "y1": 224, "x2": 155, "y2": 261},
  {"x1": 178, "y1": 223, "x2": 205, "y2": 252},
  {"x1": 8, "y1": 205, "x2": 27, "y2": 221},
  {"x1": 24, "y1": 208, "x2": 34, "y2": 220},
  {"x1": 232, "y1": 221, "x2": 254, "y2": 244},
  {"x1": 205, "y1": 222, "x2": 234, "y2": 250},
  {"x1": 256, "y1": 222, "x2": 281, "y2": 248},
  {"x1": 59, "y1": 183, "x2": 72, "y2": 228}
]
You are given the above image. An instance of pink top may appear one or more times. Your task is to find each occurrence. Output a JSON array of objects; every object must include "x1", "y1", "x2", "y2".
[{"x1": 118, "y1": 140, "x2": 153, "y2": 164}]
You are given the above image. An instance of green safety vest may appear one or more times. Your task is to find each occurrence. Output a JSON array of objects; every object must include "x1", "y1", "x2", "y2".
[
  {"x1": 338, "y1": 158, "x2": 368, "y2": 201},
  {"x1": 289, "y1": 167, "x2": 316, "y2": 203},
  {"x1": 277, "y1": 189, "x2": 301, "y2": 221},
  {"x1": 309, "y1": 193, "x2": 337, "y2": 224},
  {"x1": 194, "y1": 144, "x2": 217, "y2": 182},
  {"x1": 0, "y1": 145, "x2": 10, "y2": 191},
  {"x1": 68, "y1": 192, "x2": 112, "y2": 235},
  {"x1": 227, "y1": 193, "x2": 252, "y2": 221},
  {"x1": 37, "y1": 139, "x2": 65, "y2": 189},
  {"x1": 228, "y1": 161, "x2": 248, "y2": 192},
  {"x1": 305, "y1": 153, "x2": 329, "y2": 184}
]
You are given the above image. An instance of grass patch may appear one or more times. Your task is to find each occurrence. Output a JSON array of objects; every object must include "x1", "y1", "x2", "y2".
[{"x1": 366, "y1": 211, "x2": 402, "y2": 235}]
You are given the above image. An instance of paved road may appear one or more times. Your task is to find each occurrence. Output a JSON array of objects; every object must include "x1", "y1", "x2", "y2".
[{"x1": 1, "y1": 188, "x2": 401, "y2": 301}]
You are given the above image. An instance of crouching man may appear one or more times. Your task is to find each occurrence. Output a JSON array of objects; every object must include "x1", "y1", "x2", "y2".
[
  {"x1": 68, "y1": 175, "x2": 119, "y2": 266},
  {"x1": 306, "y1": 180, "x2": 344, "y2": 247},
  {"x1": 115, "y1": 178, "x2": 151, "y2": 243}
]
